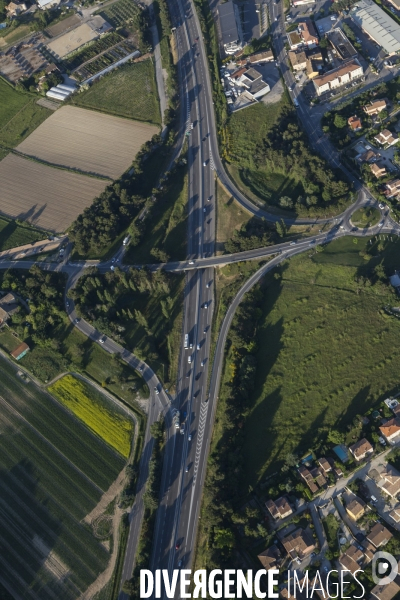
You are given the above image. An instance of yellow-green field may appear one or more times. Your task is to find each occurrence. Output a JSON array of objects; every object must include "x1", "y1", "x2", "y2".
[{"x1": 49, "y1": 375, "x2": 133, "y2": 458}]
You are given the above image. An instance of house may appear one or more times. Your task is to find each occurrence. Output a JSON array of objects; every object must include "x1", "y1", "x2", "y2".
[
  {"x1": 280, "y1": 575, "x2": 309, "y2": 599},
  {"x1": 265, "y1": 497, "x2": 293, "y2": 520},
  {"x1": 288, "y1": 31, "x2": 303, "y2": 50},
  {"x1": 339, "y1": 544, "x2": 365, "y2": 574},
  {"x1": 317, "y1": 458, "x2": 332, "y2": 473},
  {"x1": 389, "y1": 507, "x2": 400, "y2": 523},
  {"x1": 6, "y1": 1, "x2": 27, "y2": 16},
  {"x1": 370, "y1": 162, "x2": 387, "y2": 178},
  {"x1": 384, "y1": 179, "x2": 400, "y2": 198},
  {"x1": 313, "y1": 60, "x2": 363, "y2": 96},
  {"x1": 298, "y1": 465, "x2": 319, "y2": 493},
  {"x1": 306, "y1": 57, "x2": 323, "y2": 79},
  {"x1": 281, "y1": 528, "x2": 316, "y2": 561},
  {"x1": 258, "y1": 545, "x2": 282, "y2": 569},
  {"x1": 333, "y1": 466, "x2": 343, "y2": 478},
  {"x1": 380, "y1": 418, "x2": 400, "y2": 444},
  {"x1": 289, "y1": 50, "x2": 307, "y2": 71},
  {"x1": 0, "y1": 292, "x2": 19, "y2": 325},
  {"x1": 348, "y1": 438, "x2": 373, "y2": 462},
  {"x1": 367, "y1": 522, "x2": 393, "y2": 548},
  {"x1": 10, "y1": 342, "x2": 29, "y2": 361},
  {"x1": 348, "y1": 115, "x2": 362, "y2": 131},
  {"x1": 357, "y1": 149, "x2": 379, "y2": 164},
  {"x1": 346, "y1": 497, "x2": 365, "y2": 520},
  {"x1": 298, "y1": 20, "x2": 319, "y2": 48},
  {"x1": 377, "y1": 468, "x2": 400, "y2": 498},
  {"x1": 236, "y1": 67, "x2": 270, "y2": 99},
  {"x1": 371, "y1": 580, "x2": 400, "y2": 600},
  {"x1": 310, "y1": 466, "x2": 327, "y2": 487},
  {"x1": 374, "y1": 129, "x2": 399, "y2": 147},
  {"x1": 363, "y1": 99, "x2": 387, "y2": 116},
  {"x1": 248, "y1": 50, "x2": 274, "y2": 64}
]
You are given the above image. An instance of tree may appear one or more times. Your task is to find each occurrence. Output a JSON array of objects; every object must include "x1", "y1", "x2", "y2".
[
  {"x1": 279, "y1": 196, "x2": 293, "y2": 209},
  {"x1": 327, "y1": 429, "x2": 344, "y2": 444},
  {"x1": 334, "y1": 114, "x2": 347, "y2": 129}
]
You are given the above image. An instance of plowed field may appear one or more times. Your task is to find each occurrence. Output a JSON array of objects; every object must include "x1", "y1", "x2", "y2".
[
  {"x1": 0, "y1": 154, "x2": 107, "y2": 232},
  {"x1": 16, "y1": 105, "x2": 158, "y2": 179}
]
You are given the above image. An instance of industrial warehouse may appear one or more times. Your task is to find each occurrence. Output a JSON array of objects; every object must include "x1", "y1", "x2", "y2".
[{"x1": 351, "y1": 0, "x2": 400, "y2": 54}]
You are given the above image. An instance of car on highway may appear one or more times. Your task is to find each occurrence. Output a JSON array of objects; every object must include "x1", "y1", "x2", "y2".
[
  {"x1": 203, "y1": 207, "x2": 207, "y2": 213},
  {"x1": 203, "y1": 302, "x2": 208, "y2": 309},
  {"x1": 188, "y1": 355, "x2": 192, "y2": 363},
  {"x1": 110, "y1": 265, "x2": 115, "y2": 271},
  {"x1": 206, "y1": 281, "x2": 212, "y2": 288},
  {"x1": 188, "y1": 434, "x2": 192, "y2": 441},
  {"x1": 139, "y1": 365, "x2": 144, "y2": 372},
  {"x1": 175, "y1": 542, "x2": 181, "y2": 550},
  {"x1": 208, "y1": 196, "x2": 212, "y2": 201},
  {"x1": 185, "y1": 466, "x2": 189, "y2": 472},
  {"x1": 99, "y1": 336, "x2": 106, "y2": 344},
  {"x1": 203, "y1": 328, "x2": 207, "y2": 334},
  {"x1": 154, "y1": 386, "x2": 159, "y2": 395},
  {"x1": 197, "y1": 343, "x2": 200, "y2": 350},
  {"x1": 203, "y1": 161, "x2": 206, "y2": 167},
  {"x1": 309, "y1": 240, "x2": 316, "y2": 246},
  {"x1": 111, "y1": 258, "x2": 115, "y2": 263},
  {"x1": 189, "y1": 260, "x2": 195, "y2": 265},
  {"x1": 379, "y1": 220, "x2": 384, "y2": 226},
  {"x1": 74, "y1": 318, "x2": 80, "y2": 324},
  {"x1": 290, "y1": 241, "x2": 296, "y2": 246},
  {"x1": 201, "y1": 359, "x2": 205, "y2": 366}
]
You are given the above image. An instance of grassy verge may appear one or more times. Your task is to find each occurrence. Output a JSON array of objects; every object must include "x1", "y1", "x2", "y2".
[
  {"x1": 71, "y1": 60, "x2": 161, "y2": 126},
  {"x1": 216, "y1": 180, "x2": 252, "y2": 254}
]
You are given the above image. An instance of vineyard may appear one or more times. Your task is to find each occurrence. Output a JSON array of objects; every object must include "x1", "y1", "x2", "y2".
[
  {"x1": 49, "y1": 375, "x2": 134, "y2": 458},
  {"x1": 63, "y1": 31, "x2": 123, "y2": 71},
  {"x1": 98, "y1": 0, "x2": 141, "y2": 28},
  {"x1": 0, "y1": 355, "x2": 126, "y2": 599}
]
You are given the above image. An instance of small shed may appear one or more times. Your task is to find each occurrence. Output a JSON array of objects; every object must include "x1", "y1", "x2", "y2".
[{"x1": 11, "y1": 342, "x2": 30, "y2": 361}]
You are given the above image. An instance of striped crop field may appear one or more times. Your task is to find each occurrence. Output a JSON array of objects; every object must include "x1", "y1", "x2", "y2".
[
  {"x1": 0, "y1": 355, "x2": 129, "y2": 599},
  {"x1": 49, "y1": 375, "x2": 134, "y2": 458},
  {"x1": 16, "y1": 105, "x2": 159, "y2": 179}
]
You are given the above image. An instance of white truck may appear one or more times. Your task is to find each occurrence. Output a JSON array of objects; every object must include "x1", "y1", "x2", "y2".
[
  {"x1": 184, "y1": 333, "x2": 189, "y2": 349},
  {"x1": 123, "y1": 235, "x2": 130, "y2": 246}
]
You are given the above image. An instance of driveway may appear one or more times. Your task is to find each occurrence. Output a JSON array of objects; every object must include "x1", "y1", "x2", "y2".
[{"x1": 256, "y1": 62, "x2": 284, "y2": 105}]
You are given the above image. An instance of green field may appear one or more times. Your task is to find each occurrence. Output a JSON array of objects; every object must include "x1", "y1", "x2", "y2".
[
  {"x1": 0, "y1": 216, "x2": 47, "y2": 251},
  {"x1": 72, "y1": 60, "x2": 161, "y2": 125},
  {"x1": 351, "y1": 207, "x2": 380, "y2": 228},
  {"x1": 240, "y1": 236, "x2": 400, "y2": 486},
  {"x1": 0, "y1": 354, "x2": 127, "y2": 599},
  {"x1": 0, "y1": 80, "x2": 51, "y2": 149}
]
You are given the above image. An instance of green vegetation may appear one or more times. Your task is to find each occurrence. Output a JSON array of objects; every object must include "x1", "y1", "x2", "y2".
[
  {"x1": 124, "y1": 164, "x2": 188, "y2": 263},
  {"x1": 0, "y1": 8, "x2": 75, "y2": 44},
  {"x1": 63, "y1": 32, "x2": 124, "y2": 71},
  {"x1": 72, "y1": 60, "x2": 160, "y2": 125},
  {"x1": 216, "y1": 182, "x2": 251, "y2": 252},
  {"x1": 0, "y1": 216, "x2": 47, "y2": 251},
  {"x1": 224, "y1": 98, "x2": 351, "y2": 217},
  {"x1": 70, "y1": 267, "x2": 184, "y2": 387},
  {"x1": 323, "y1": 514, "x2": 340, "y2": 558},
  {"x1": 98, "y1": 0, "x2": 142, "y2": 28},
  {"x1": 0, "y1": 354, "x2": 125, "y2": 599},
  {"x1": 0, "y1": 80, "x2": 51, "y2": 149},
  {"x1": 351, "y1": 207, "x2": 380, "y2": 228},
  {"x1": 196, "y1": 235, "x2": 400, "y2": 569},
  {"x1": 122, "y1": 420, "x2": 164, "y2": 598},
  {"x1": 0, "y1": 267, "x2": 148, "y2": 403},
  {"x1": 49, "y1": 374, "x2": 134, "y2": 457}
]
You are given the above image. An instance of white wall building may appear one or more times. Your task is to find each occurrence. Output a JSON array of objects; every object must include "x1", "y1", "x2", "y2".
[{"x1": 313, "y1": 59, "x2": 363, "y2": 96}]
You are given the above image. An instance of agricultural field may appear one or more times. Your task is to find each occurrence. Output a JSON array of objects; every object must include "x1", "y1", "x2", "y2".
[
  {"x1": 0, "y1": 216, "x2": 46, "y2": 251},
  {"x1": 72, "y1": 39, "x2": 136, "y2": 81},
  {"x1": 0, "y1": 100, "x2": 51, "y2": 149},
  {"x1": 16, "y1": 105, "x2": 158, "y2": 179},
  {"x1": 0, "y1": 354, "x2": 129, "y2": 599},
  {"x1": 63, "y1": 31, "x2": 124, "y2": 72},
  {"x1": 72, "y1": 60, "x2": 161, "y2": 125},
  {"x1": 97, "y1": 0, "x2": 141, "y2": 28},
  {"x1": 240, "y1": 236, "x2": 400, "y2": 487},
  {"x1": 0, "y1": 78, "x2": 31, "y2": 128},
  {"x1": 0, "y1": 154, "x2": 107, "y2": 232},
  {"x1": 49, "y1": 375, "x2": 134, "y2": 458}
]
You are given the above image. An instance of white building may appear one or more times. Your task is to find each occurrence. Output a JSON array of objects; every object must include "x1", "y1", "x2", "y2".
[
  {"x1": 37, "y1": 0, "x2": 61, "y2": 9},
  {"x1": 313, "y1": 59, "x2": 363, "y2": 96}
]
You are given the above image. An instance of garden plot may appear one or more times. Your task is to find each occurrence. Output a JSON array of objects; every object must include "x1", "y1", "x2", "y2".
[
  {"x1": 0, "y1": 154, "x2": 107, "y2": 232},
  {"x1": 16, "y1": 105, "x2": 158, "y2": 179},
  {"x1": 0, "y1": 355, "x2": 131, "y2": 600}
]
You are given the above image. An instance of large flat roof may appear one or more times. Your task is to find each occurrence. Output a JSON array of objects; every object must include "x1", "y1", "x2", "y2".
[
  {"x1": 218, "y1": 1, "x2": 239, "y2": 46},
  {"x1": 327, "y1": 28, "x2": 358, "y2": 59},
  {"x1": 351, "y1": 0, "x2": 400, "y2": 54}
]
